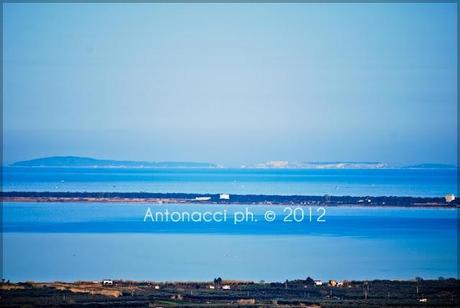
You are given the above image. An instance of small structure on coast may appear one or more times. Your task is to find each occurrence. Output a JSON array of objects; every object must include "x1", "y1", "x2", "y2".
[
  {"x1": 314, "y1": 280, "x2": 323, "y2": 286},
  {"x1": 328, "y1": 280, "x2": 337, "y2": 287},
  {"x1": 195, "y1": 196, "x2": 211, "y2": 201},
  {"x1": 445, "y1": 194, "x2": 455, "y2": 203},
  {"x1": 219, "y1": 193, "x2": 230, "y2": 200},
  {"x1": 102, "y1": 280, "x2": 113, "y2": 286},
  {"x1": 222, "y1": 285, "x2": 231, "y2": 290}
]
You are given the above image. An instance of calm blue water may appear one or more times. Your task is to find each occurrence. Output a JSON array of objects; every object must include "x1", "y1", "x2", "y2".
[
  {"x1": 2, "y1": 167, "x2": 458, "y2": 281},
  {"x1": 3, "y1": 167, "x2": 458, "y2": 196},
  {"x1": 2, "y1": 202, "x2": 458, "y2": 282}
]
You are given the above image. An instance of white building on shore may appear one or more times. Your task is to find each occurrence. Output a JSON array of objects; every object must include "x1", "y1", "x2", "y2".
[
  {"x1": 219, "y1": 193, "x2": 230, "y2": 200},
  {"x1": 445, "y1": 194, "x2": 455, "y2": 203}
]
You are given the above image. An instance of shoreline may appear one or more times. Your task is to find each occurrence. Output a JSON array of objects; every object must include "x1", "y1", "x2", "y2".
[{"x1": 2, "y1": 191, "x2": 458, "y2": 208}]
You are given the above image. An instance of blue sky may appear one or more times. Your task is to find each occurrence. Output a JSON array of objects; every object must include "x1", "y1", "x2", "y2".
[{"x1": 3, "y1": 3, "x2": 457, "y2": 166}]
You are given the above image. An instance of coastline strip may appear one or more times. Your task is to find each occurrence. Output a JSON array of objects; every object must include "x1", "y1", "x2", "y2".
[{"x1": 1, "y1": 191, "x2": 458, "y2": 208}]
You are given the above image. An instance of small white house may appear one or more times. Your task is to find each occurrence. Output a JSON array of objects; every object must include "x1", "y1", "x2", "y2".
[
  {"x1": 208, "y1": 285, "x2": 215, "y2": 289},
  {"x1": 102, "y1": 280, "x2": 113, "y2": 286},
  {"x1": 222, "y1": 285, "x2": 231, "y2": 290},
  {"x1": 219, "y1": 193, "x2": 230, "y2": 200},
  {"x1": 419, "y1": 298, "x2": 428, "y2": 303},
  {"x1": 445, "y1": 194, "x2": 455, "y2": 203},
  {"x1": 314, "y1": 280, "x2": 323, "y2": 286},
  {"x1": 154, "y1": 285, "x2": 160, "y2": 290}
]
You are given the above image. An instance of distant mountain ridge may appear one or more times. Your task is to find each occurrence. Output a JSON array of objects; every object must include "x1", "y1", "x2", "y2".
[{"x1": 11, "y1": 156, "x2": 218, "y2": 168}]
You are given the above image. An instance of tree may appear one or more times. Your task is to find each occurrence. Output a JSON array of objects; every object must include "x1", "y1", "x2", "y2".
[{"x1": 214, "y1": 277, "x2": 222, "y2": 287}]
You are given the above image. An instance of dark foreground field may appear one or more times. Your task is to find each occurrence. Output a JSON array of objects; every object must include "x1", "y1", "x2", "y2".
[{"x1": 1, "y1": 278, "x2": 459, "y2": 307}]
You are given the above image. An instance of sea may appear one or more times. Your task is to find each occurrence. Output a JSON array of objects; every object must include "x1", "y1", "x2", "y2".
[
  {"x1": 3, "y1": 166, "x2": 458, "y2": 196},
  {"x1": 2, "y1": 167, "x2": 458, "y2": 282}
]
